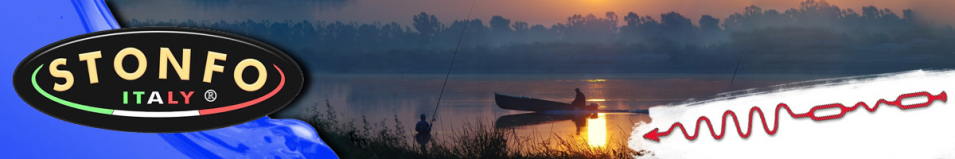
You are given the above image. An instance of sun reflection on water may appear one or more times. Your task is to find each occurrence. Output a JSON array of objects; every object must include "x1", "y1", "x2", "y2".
[
  {"x1": 587, "y1": 113, "x2": 607, "y2": 147},
  {"x1": 587, "y1": 98, "x2": 606, "y2": 102}
]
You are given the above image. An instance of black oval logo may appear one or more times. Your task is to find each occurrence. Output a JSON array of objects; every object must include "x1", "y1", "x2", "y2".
[{"x1": 12, "y1": 27, "x2": 304, "y2": 132}]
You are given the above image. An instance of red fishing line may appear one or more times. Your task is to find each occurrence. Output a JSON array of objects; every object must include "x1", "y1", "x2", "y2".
[{"x1": 643, "y1": 91, "x2": 947, "y2": 141}]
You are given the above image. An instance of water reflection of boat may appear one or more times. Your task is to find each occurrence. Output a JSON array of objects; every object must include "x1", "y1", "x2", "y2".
[
  {"x1": 495, "y1": 112, "x2": 597, "y2": 135},
  {"x1": 496, "y1": 112, "x2": 621, "y2": 147}
]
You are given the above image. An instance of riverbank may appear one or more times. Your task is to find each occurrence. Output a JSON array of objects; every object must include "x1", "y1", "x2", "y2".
[{"x1": 300, "y1": 101, "x2": 645, "y2": 159}]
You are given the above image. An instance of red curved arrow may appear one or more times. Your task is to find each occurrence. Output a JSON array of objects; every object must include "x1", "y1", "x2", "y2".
[{"x1": 644, "y1": 91, "x2": 946, "y2": 142}]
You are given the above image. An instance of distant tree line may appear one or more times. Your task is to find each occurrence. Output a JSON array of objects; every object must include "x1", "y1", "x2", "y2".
[
  {"x1": 122, "y1": 0, "x2": 955, "y2": 74},
  {"x1": 125, "y1": 0, "x2": 948, "y2": 51}
]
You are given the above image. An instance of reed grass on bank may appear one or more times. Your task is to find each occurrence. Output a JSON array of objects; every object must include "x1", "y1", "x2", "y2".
[{"x1": 301, "y1": 101, "x2": 647, "y2": 159}]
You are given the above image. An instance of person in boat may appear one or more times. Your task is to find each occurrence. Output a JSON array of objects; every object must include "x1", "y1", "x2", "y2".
[
  {"x1": 572, "y1": 88, "x2": 586, "y2": 108},
  {"x1": 414, "y1": 114, "x2": 432, "y2": 151},
  {"x1": 571, "y1": 88, "x2": 599, "y2": 111}
]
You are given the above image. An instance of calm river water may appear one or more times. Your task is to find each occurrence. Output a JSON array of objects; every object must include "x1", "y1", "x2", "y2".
[{"x1": 274, "y1": 73, "x2": 844, "y2": 148}]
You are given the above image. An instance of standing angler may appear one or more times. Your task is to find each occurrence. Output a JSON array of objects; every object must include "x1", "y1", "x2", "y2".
[{"x1": 414, "y1": 114, "x2": 432, "y2": 152}]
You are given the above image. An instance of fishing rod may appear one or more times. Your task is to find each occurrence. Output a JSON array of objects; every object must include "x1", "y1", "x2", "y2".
[
  {"x1": 430, "y1": 0, "x2": 477, "y2": 124},
  {"x1": 730, "y1": 59, "x2": 740, "y2": 85}
]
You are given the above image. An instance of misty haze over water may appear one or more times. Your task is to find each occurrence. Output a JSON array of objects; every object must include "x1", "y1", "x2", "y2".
[{"x1": 117, "y1": 0, "x2": 955, "y2": 74}]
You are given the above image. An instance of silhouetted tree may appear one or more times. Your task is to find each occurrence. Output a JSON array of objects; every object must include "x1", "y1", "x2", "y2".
[
  {"x1": 699, "y1": 15, "x2": 723, "y2": 44},
  {"x1": 699, "y1": 15, "x2": 721, "y2": 33},
  {"x1": 490, "y1": 15, "x2": 513, "y2": 33},
  {"x1": 621, "y1": 12, "x2": 661, "y2": 42},
  {"x1": 358, "y1": 23, "x2": 381, "y2": 46},
  {"x1": 659, "y1": 12, "x2": 696, "y2": 42},
  {"x1": 723, "y1": 5, "x2": 764, "y2": 31},
  {"x1": 512, "y1": 21, "x2": 529, "y2": 32},
  {"x1": 413, "y1": 12, "x2": 441, "y2": 44},
  {"x1": 606, "y1": 12, "x2": 619, "y2": 33},
  {"x1": 558, "y1": 13, "x2": 618, "y2": 43}
]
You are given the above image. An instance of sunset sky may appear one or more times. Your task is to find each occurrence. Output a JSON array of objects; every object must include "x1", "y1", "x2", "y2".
[{"x1": 108, "y1": 0, "x2": 955, "y2": 26}]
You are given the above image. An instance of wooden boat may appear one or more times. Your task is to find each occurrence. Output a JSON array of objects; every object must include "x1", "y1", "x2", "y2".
[
  {"x1": 495, "y1": 93, "x2": 588, "y2": 111},
  {"x1": 494, "y1": 93, "x2": 648, "y2": 113}
]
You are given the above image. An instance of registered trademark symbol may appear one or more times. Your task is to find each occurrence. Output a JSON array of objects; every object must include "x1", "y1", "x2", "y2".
[{"x1": 204, "y1": 89, "x2": 217, "y2": 102}]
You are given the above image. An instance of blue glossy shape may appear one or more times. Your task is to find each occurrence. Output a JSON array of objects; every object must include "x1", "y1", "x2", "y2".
[
  {"x1": 161, "y1": 117, "x2": 338, "y2": 158},
  {"x1": 71, "y1": 0, "x2": 120, "y2": 32},
  {"x1": 0, "y1": 0, "x2": 337, "y2": 158}
]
